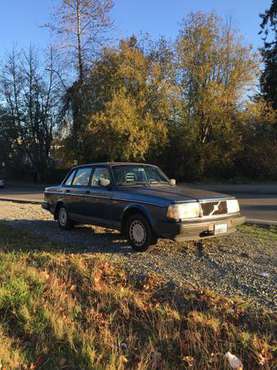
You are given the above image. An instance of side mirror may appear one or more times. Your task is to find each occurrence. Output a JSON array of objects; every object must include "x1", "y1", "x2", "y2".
[
  {"x1": 169, "y1": 178, "x2": 176, "y2": 186},
  {"x1": 99, "y1": 178, "x2": 111, "y2": 187}
]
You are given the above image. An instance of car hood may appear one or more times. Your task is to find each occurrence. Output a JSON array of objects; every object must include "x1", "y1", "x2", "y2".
[{"x1": 116, "y1": 185, "x2": 231, "y2": 203}]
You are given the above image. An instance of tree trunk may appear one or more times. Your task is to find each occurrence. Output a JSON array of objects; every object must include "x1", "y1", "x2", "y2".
[{"x1": 76, "y1": 0, "x2": 84, "y2": 82}]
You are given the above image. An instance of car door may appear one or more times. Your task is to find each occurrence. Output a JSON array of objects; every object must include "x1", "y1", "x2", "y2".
[
  {"x1": 69, "y1": 166, "x2": 93, "y2": 221},
  {"x1": 86, "y1": 166, "x2": 115, "y2": 227},
  {"x1": 61, "y1": 169, "x2": 77, "y2": 216}
]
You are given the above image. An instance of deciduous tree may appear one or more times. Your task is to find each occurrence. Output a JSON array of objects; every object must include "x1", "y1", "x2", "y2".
[
  {"x1": 170, "y1": 12, "x2": 258, "y2": 178},
  {"x1": 46, "y1": 0, "x2": 114, "y2": 82},
  {"x1": 260, "y1": 0, "x2": 277, "y2": 109},
  {"x1": 235, "y1": 99, "x2": 277, "y2": 178},
  {"x1": 62, "y1": 38, "x2": 170, "y2": 162},
  {"x1": 0, "y1": 47, "x2": 62, "y2": 180}
]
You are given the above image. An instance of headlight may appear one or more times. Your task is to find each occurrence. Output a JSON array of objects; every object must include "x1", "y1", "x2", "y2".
[
  {"x1": 227, "y1": 199, "x2": 240, "y2": 214},
  {"x1": 167, "y1": 203, "x2": 201, "y2": 221}
]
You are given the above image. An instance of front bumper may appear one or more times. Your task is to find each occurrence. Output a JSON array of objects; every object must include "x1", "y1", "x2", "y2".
[
  {"x1": 42, "y1": 201, "x2": 54, "y2": 214},
  {"x1": 42, "y1": 201, "x2": 50, "y2": 210},
  {"x1": 158, "y1": 215, "x2": 245, "y2": 241}
]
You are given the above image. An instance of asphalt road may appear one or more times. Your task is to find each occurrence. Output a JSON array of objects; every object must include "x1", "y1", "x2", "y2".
[
  {"x1": 0, "y1": 184, "x2": 276, "y2": 224},
  {"x1": 0, "y1": 187, "x2": 43, "y2": 202},
  {"x1": 235, "y1": 195, "x2": 277, "y2": 224}
]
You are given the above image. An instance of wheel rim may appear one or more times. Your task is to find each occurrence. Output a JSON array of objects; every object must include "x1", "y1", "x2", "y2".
[
  {"x1": 129, "y1": 220, "x2": 146, "y2": 246},
  {"x1": 59, "y1": 208, "x2": 67, "y2": 227}
]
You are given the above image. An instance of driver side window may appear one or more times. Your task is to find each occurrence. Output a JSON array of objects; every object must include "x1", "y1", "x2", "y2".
[{"x1": 91, "y1": 167, "x2": 111, "y2": 187}]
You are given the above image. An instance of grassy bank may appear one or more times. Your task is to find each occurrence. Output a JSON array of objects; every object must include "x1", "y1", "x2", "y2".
[{"x1": 0, "y1": 223, "x2": 276, "y2": 369}]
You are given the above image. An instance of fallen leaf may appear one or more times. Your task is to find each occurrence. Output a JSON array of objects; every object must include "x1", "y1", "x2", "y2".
[
  {"x1": 258, "y1": 353, "x2": 266, "y2": 365},
  {"x1": 119, "y1": 355, "x2": 128, "y2": 364},
  {"x1": 70, "y1": 284, "x2": 76, "y2": 291},
  {"x1": 225, "y1": 351, "x2": 243, "y2": 369},
  {"x1": 183, "y1": 355, "x2": 194, "y2": 367}
]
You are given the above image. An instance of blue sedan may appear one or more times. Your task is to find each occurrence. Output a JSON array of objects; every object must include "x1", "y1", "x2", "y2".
[{"x1": 42, "y1": 162, "x2": 245, "y2": 251}]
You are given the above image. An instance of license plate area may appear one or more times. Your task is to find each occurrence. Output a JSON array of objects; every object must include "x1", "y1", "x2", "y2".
[{"x1": 214, "y1": 223, "x2": 228, "y2": 234}]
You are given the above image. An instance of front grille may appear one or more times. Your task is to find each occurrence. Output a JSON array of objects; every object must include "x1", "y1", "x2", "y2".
[{"x1": 201, "y1": 200, "x2": 227, "y2": 217}]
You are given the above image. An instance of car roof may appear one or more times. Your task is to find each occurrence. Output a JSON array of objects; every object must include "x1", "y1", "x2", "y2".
[{"x1": 72, "y1": 162, "x2": 158, "y2": 169}]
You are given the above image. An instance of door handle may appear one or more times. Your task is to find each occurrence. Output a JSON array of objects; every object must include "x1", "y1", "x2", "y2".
[
  {"x1": 65, "y1": 189, "x2": 71, "y2": 193},
  {"x1": 85, "y1": 190, "x2": 90, "y2": 194}
]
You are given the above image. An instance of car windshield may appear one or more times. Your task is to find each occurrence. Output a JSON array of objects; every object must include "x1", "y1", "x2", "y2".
[{"x1": 112, "y1": 165, "x2": 169, "y2": 186}]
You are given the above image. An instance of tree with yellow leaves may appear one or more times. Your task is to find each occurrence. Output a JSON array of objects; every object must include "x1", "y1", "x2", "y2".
[
  {"x1": 64, "y1": 37, "x2": 170, "y2": 163},
  {"x1": 164, "y1": 12, "x2": 259, "y2": 178}
]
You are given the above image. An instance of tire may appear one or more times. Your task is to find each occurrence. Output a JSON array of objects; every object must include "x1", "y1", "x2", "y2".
[
  {"x1": 126, "y1": 214, "x2": 157, "y2": 252},
  {"x1": 57, "y1": 206, "x2": 73, "y2": 230}
]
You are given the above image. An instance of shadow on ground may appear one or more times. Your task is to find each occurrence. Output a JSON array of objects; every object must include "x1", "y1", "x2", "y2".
[{"x1": 0, "y1": 219, "x2": 133, "y2": 254}]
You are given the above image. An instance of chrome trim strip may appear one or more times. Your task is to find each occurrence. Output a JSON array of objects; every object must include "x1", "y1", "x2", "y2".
[
  {"x1": 199, "y1": 198, "x2": 234, "y2": 203},
  {"x1": 180, "y1": 212, "x2": 241, "y2": 223},
  {"x1": 45, "y1": 191, "x2": 109, "y2": 199},
  {"x1": 173, "y1": 198, "x2": 234, "y2": 204},
  {"x1": 45, "y1": 191, "x2": 165, "y2": 207},
  {"x1": 112, "y1": 198, "x2": 164, "y2": 207}
]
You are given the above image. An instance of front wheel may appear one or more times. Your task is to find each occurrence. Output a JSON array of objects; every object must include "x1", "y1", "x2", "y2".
[
  {"x1": 127, "y1": 214, "x2": 157, "y2": 252},
  {"x1": 57, "y1": 206, "x2": 73, "y2": 230}
]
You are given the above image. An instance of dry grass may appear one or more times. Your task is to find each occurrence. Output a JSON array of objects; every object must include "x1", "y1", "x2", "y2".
[{"x1": 0, "y1": 223, "x2": 276, "y2": 369}]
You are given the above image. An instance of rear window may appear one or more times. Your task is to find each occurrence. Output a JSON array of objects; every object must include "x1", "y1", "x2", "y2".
[{"x1": 90, "y1": 167, "x2": 111, "y2": 187}]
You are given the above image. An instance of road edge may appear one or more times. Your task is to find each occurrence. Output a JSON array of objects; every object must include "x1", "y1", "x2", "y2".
[
  {"x1": 246, "y1": 219, "x2": 277, "y2": 226},
  {"x1": 0, "y1": 197, "x2": 42, "y2": 205}
]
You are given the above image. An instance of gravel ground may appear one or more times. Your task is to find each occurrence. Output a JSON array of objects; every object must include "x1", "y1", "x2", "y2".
[{"x1": 0, "y1": 200, "x2": 276, "y2": 310}]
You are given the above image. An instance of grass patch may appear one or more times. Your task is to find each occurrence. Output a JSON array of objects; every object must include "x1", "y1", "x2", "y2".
[
  {"x1": 239, "y1": 224, "x2": 277, "y2": 241},
  {"x1": 0, "y1": 223, "x2": 276, "y2": 369}
]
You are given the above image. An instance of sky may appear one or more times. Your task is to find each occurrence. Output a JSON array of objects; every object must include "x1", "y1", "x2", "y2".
[{"x1": 0, "y1": 0, "x2": 271, "y2": 59}]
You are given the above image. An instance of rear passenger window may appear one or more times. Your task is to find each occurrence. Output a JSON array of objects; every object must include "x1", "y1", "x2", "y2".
[
  {"x1": 64, "y1": 170, "x2": 76, "y2": 186},
  {"x1": 91, "y1": 167, "x2": 111, "y2": 186},
  {"x1": 72, "y1": 167, "x2": 92, "y2": 187}
]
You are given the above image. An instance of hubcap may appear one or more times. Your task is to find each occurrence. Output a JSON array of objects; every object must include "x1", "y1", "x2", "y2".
[
  {"x1": 59, "y1": 208, "x2": 67, "y2": 227},
  {"x1": 129, "y1": 220, "x2": 146, "y2": 246}
]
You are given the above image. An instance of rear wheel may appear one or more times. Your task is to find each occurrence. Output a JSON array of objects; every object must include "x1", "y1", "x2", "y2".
[
  {"x1": 57, "y1": 206, "x2": 73, "y2": 230},
  {"x1": 127, "y1": 214, "x2": 157, "y2": 252}
]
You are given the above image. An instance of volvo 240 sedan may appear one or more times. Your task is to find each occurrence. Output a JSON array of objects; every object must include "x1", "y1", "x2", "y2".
[{"x1": 42, "y1": 163, "x2": 245, "y2": 251}]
